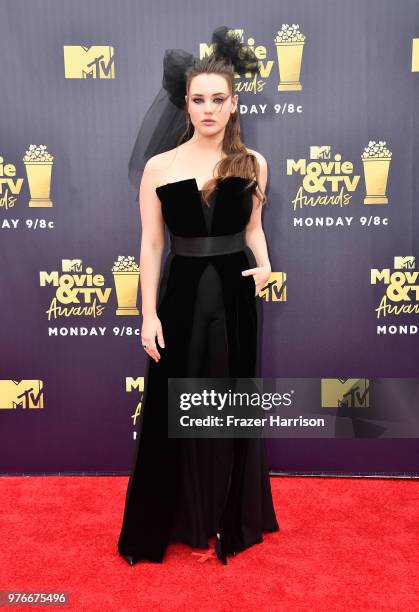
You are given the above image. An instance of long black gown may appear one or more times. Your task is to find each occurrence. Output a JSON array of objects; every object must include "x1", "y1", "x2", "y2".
[{"x1": 118, "y1": 175, "x2": 279, "y2": 564}]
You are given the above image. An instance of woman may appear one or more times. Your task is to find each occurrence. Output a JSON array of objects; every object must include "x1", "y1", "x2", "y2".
[{"x1": 118, "y1": 26, "x2": 279, "y2": 566}]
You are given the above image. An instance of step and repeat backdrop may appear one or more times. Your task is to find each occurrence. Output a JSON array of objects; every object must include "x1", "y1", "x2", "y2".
[{"x1": 1, "y1": 0, "x2": 419, "y2": 475}]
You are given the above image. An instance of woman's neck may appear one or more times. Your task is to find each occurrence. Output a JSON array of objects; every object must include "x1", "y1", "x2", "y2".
[{"x1": 187, "y1": 131, "x2": 225, "y2": 156}]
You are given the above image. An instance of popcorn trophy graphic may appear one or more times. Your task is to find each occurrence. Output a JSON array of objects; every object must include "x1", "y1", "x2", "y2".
[
  {"x1": 274, "y1": 24, "x2": 306, "y2": 91},
  {"x1": 112, "y1": 256, "x2": 140, "y2": 315},
  {"x1": 361, "y1": 140, "x2": 392, "y2": 204},
  {"x1": 23, "y1": 144, "x2": 54, "y2": 207}
]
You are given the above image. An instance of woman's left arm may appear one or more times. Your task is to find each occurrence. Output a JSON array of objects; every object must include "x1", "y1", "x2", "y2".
[{"x1": 242, "y1": 151, "x2": 272, "y2": 295}]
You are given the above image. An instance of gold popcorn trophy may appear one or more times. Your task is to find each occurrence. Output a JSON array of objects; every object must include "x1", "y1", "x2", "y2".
[
  {"x1": 361, "y1": 141, "x2": 392, "y2": 204},
  {"x1": 23, "y1": 144, "x2": 54, "y2": 207},
  {"x1": 274, "y1": 24, "x2": 306, "y2": 91},
  {"x1": 112, "y1": 256, "x2": 140, "y2": 315}
]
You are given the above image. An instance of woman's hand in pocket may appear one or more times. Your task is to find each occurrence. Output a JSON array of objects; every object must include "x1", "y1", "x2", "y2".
[{"x1": 241, "y1": 265, "x2": 271, "y2": 296}]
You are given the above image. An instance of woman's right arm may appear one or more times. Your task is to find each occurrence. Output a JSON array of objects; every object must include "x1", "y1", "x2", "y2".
[{"x1": 138, "y1": 159, "x2": 166, "y2": 362}]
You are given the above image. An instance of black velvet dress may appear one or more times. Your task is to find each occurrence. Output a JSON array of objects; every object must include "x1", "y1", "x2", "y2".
[{"x1": 118, "y1": 175, "x2": 279, "y2": 564}]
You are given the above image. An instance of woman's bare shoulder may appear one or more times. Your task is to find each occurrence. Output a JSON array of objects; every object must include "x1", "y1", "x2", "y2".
[
  {"x1": 144, "y1": 148, "x2": 179, "y2": 173},
  {"x1": 141, "y1": 149, "x2": 180, "y2": 191}
]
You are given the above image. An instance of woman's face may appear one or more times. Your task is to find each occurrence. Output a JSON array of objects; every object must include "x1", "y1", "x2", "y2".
[{"x1": 185, "y1": 73, "x2": 237, "y2": 135}]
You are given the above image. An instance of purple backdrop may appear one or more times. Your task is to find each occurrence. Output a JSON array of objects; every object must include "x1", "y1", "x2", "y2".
[{"x1": 1, "y1": 0, "x2": 419, "y2": 475}]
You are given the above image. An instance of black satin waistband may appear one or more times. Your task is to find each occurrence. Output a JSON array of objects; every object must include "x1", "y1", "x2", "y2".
[{"x1": 169, "y1": 231, "x2": 246, "y2": 256}]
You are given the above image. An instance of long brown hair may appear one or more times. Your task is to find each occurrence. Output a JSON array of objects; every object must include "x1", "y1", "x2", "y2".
[{"x1": 175, "y1": 54, "x2": 266, "y2": 208}]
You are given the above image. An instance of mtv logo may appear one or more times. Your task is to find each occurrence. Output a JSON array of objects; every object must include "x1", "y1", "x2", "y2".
[
  {"x1": 310, "y1": 146, "x2": 330, "y2": 160},
  {"x1": 321, "y1": 378, "x2": 369, "y2": 409},
  {"x1": 0, "y1": 380, "x2": 44, "y2": 409},
  {"x1": 63, "y1": 46, "x2": 115, "y2": 79},
  {"x1": 259, "y1": 272, "x2": 287, "y2": 302},
  {"x1": 394, "y1": 256, "x2": 415, "y2": 270},
  {"x1": 62, "y1": 259, "x2": 82, "y2": 272}
]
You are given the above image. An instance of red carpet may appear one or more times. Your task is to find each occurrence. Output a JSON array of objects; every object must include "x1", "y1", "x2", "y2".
[{"x1": 0, "y1": 475, "x2": 418, "y2": 610}]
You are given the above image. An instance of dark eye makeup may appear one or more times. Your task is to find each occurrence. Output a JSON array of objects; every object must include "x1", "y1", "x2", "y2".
[{"x1": 192, "y1": 97, "x2": 225, "y2": 103}]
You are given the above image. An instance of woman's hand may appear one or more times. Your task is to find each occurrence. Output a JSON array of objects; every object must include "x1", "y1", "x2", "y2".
[
  {"x1": 141, "y1": 314, "x2": 165, "y2": 362},
  {"x1": 241, "y1": 264, "x2": 272, "y2": 296}
]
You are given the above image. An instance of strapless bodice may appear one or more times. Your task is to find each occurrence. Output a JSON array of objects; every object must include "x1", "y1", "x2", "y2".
[{"x1": 155, "y1": 176, "x2": 254, "y2": 237}]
